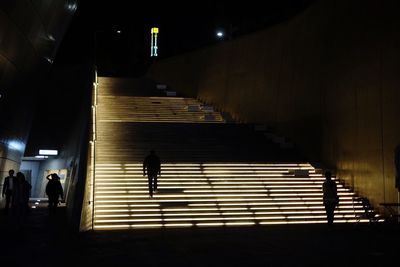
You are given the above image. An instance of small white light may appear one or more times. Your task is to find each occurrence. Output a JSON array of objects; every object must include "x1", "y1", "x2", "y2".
[
  {"x1": 35, "y1": 155, "x2": 48, "y2": 159},
  {"x1": 117, "y1": 30, "x2": 121, "y2": 34},
  {"x1": 216, "y1": 31, "x2": 224, "y2": 38},
  {"x1": 39, "y1": 149, "x2": 58, "y2": 155}
]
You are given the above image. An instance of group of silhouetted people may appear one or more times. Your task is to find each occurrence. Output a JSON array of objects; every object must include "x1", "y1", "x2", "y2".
[
  {"x1": 2, "y1": 169, "x2": 64, "y2": 222},
  {"x1": 2, "y1": 170, "x2": 32, "y2": 226}
]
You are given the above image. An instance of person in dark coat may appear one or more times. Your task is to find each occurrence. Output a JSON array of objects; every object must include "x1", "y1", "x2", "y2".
[
  {"x1": 13, "y1": 172, "x2": 31, "y2": 227},
  {"x1": 143, "y1": 150, "x2": 161, "y2": 197},
  {"x1": 2, "y1": 169, "x2": 16, "y2": 214},
  {"x1": 45, "y1": 173, "x2": 64, "y2": 214},
  {"x1": 322, "y1": 171, "x2": 339, "y2": 225}
]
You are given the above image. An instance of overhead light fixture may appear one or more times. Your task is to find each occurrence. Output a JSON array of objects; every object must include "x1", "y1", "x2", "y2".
[
  {"x1": 216, "y1": 31, "x2": 224, "y2": 38},
  {"x1": 39, "y1": 149, "x2": 58, "y2": 156}
]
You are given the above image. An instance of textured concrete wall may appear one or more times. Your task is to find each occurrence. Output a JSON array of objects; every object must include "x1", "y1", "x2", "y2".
[{"x1": 148, "y1": 0, "x2": 400, "y2": 208}]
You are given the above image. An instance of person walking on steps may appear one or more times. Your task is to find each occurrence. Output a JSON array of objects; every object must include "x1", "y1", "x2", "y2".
[
  {"x1": 143, "y1": 150, "x2": 161, "y2": 198},
  {"x1": 322, "y1": 170, "x2": 339, "y2": 226}
]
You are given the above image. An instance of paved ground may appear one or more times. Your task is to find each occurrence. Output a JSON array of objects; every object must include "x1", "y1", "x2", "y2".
[{"x1": 0, "y1": 205, "x2": 399, "y2": 267}]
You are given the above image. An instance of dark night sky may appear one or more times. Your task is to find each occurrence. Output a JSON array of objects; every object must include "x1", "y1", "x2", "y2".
[{"x1": 55, "y1": 0, "x2": 313, "y2": 76}]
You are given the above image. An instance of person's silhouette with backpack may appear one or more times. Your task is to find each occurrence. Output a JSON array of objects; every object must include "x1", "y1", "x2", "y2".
[
  {"x1": 45, "y1": 173, "x2": 64, "y2": 214},
  {"x1": 143, "y1": 150, "x2": 161, "y2": 197}
]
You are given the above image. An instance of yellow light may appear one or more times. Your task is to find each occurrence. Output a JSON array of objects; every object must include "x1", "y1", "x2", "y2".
[
  {"x1": 164, "y1": 223, "x2": 192, "y2": 227},
  {"x1": 95, "y1": 209, "x2": 160, "y2": 213},
  {"x1": 225, "y1": 222, "x2": 255, "y2": 226},
  {"x1": 196, "y1": 223, "x2": 224, "y2": 227}
]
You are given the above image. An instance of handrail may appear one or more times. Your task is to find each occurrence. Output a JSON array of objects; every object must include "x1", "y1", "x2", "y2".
[
  {"x1": 90, "y1": 68, "x2": 98, "y2": 229},
  {"x1": 80, "y1": 67, "x2": 98, "y2": 231}
]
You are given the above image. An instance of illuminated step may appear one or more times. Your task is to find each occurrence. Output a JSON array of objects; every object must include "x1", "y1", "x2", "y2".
[
  {"x1": 93, "y1": 192, "x2": 355, "y2": 198},
  {"x1": 94, "y1": 178, "x2": 327, "y2": 183},
  {"x1": 94, "y1": 213, "x2": 366, "y2": 224},
  {"x1": 95, "y1": 208, "x2": 364, "y2": 215},
  {"x1": 95, "y1": 204, "x2": 364, "y2": 209},
  {"x1": 94, "y1": 199, "x2": 359, "y2": 205},
  {"x1": 93, "y1": 219, "x2": 372, "y2": 229},
  {"x1": 94, "y1": 167, "x2": 315, "y2": 171},
  {"x1": 95, "y1": 163, "x2": 313, "y2": 167},
  {"x1": 97, "y1": 184, "x2": 322, "y2": 189},
  {"x1": 94, "y1": 188, "x2": 350, "y2": 194},
  {"x1": 94, "y1": 207, "x2": 365, "y2": 214},
  {"x1": 95, "y1": 167, "x2": 315, "y2": 171},
  {"x1": 93, "y1": 218, "x2": 371, "y2": 229},
  {"x1": 95, "y1": 186, "x2": 350, "y2": 192}
]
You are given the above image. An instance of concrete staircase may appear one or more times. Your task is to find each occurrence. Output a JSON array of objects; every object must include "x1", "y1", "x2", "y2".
[{"x1": 93, "y1": 77, "x2": 373, "y2": 230}]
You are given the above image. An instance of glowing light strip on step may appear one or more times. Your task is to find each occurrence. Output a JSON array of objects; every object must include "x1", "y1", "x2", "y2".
[
  {"x1": 196, "y1": 223, "x2": 225, "y2": 227},
  {"x1": 94, "y1": 204, "x2": 364, "y2": 210},
  {"x1": 95, "y1": 209, "x2": 161, "y2": 212},
  {"x1": 94, "y1": 209, "x2": 365, "y2": 217},
  {"x1": 95, "y1": 188, "x2": 346, "y2": 194},
  {"x1": 94, "y1": 170, "x2": 321, "y2": 175},
  {"x1": 95, "y1": 167, "x2": 315, "y2": 171},
  {"x1": 95, "y1": 216, "x2": 287, "y2": 223},
  {"x1": 93, "y1": 196, "x2": 356, "y2": 202},
  {"x1": 95, "y1": 163, "x2": 312, "y2": 167},
  {"x1": 94, "y1": 224, "x2": 164, "y2": 229},
  {"x1": 93, "y1": 192, "x2": 354, "y2": 199},
  {"x1": 94, "y1": 215, "x2": 367, "y2": 224},
  {"x1": 94, "y1": 199, "x2": 326, "y2": 204},
  {"x1": 94, "y1": 179, "x2": 326, "y2": 183},
  {"x1": 96, "y1": 174, "x2": 295, "y2": 177},
  {"x1": 164, "y1": 223, "x2": 193, "y2": 227},
  {"x1": 200, "y1": 163, "x2": 312, "y2": 167},
  {"x1": 94, "y1": 185, "x2": 325, "y2": 191},
  {"x1": 95, "y1": 185, "x2": 347, "y2": 190},
  {"x1": 95, "y1": 181, "x2": 324, "y2": 186}
]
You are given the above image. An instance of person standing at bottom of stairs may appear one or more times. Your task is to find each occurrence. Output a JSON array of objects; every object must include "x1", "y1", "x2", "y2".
[
  {"x1": 143, "y1": 150, "x2": 161, "y2": 197},
  {"x1": 322, "y1": 171, "x2": 339, "y2": 225}
]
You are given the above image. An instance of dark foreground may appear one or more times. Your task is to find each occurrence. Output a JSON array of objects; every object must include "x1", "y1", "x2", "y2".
[{"x1": 0, "y1": 205, "x2": 399, "y2": 267}]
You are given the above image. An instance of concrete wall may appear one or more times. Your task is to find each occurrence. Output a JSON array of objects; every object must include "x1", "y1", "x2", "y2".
[{"x1": 148, "y1": 0, "x2": 400, "y2": 209}]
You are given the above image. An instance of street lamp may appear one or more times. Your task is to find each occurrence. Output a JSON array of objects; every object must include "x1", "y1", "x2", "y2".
[
  {"x1": 216, "y1": 30, "x2": 224, "y2": 39},
  {"x1": 215, "y1": 23, "x2": 233, "y2": 41}
]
